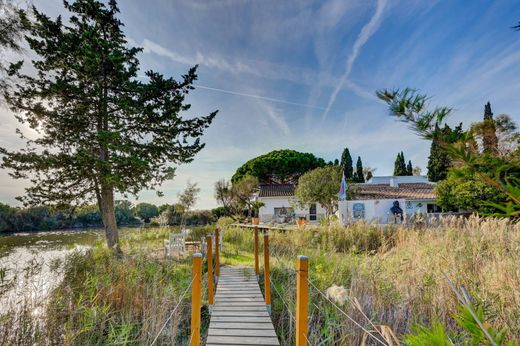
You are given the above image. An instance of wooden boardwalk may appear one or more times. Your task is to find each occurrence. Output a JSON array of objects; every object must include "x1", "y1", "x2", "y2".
[{"x1": 206, "y1": 266, "x2": 280, "y2": 345}]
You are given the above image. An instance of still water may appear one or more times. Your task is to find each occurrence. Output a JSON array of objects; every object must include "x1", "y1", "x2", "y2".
[{"x1": 0, "y1": 228, "x2": 139, "y2": 313}]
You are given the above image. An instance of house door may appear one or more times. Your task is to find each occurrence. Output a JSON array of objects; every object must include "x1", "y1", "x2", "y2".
[{"x1": 309, "y1": 203, "x2": 317, "y2": 221}]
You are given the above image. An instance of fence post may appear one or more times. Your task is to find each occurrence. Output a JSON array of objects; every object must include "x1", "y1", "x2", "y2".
[
  {"x1": 215, "y1": 228, "x2": 220, "y2": 282},
  {"x1": 296, "y1": 255, "x2": 309, "y2": 346},
  {"x1": 263, "y1": 231, "x2": 271, "y2": 314},
  {"x1": 190, "y1": 253, "x2": 202, "y2": 346},
  {"x1": 254, "y1": 226, "x2": 259, "y2": 281},
  {"x1": 206, "y1": 235, "x2": 214, "y2": 312}
]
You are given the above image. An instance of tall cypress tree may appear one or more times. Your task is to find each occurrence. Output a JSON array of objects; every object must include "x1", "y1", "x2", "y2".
[
  {"x1": 355, "y1": 156, "x2": 365, "y2": 183},
  {"x1": 393, "y1": 153, "x2": 401, "y2": 176},
  {"x1": 406, "y1": 160, "x2": 413, "y2": 176},
  {"x1": 394, "y1": 152, "x2": 407, "y2": 176},
  {"x1": 482, "y1": 102, "x2": 499, "y2": 155},
  {"x1": 1, "y1": 0, "x2": 217, "y2": 250},
  {"x1": 340, "y1": 147, "x2": 353, "y2": 180},
  {"x1": 400, "y1": 152, "x2": 407, "y2": 174},
  {"x1": 427, "y1": 123, "x2": 464, "y2": 182}
]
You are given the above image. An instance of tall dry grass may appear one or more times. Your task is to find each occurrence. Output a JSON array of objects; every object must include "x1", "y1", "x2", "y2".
[{"x1": 224, "y1": 216, "x2": 520, "y2": 344}]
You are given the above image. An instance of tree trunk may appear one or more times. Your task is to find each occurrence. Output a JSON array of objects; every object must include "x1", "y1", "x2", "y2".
[{"x1": 98, "y1": 185, "x2": 120, "y2": 251}]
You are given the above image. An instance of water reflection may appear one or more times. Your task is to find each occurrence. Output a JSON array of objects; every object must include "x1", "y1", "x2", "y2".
[{"x1": 0, "y1": 228, "x2": 138, "y2": 314}]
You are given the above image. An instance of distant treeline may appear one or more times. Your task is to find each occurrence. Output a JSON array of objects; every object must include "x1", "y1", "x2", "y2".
[{"x1": 0, "y1": 201, "x2": 224, "y2": 233}]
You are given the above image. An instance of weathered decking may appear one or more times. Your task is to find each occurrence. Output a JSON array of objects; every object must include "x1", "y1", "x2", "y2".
[{"x1": 206, "y1": 267, "x2": 280, "y2": 345}]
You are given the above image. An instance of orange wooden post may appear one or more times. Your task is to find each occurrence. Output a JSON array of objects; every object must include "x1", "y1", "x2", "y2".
[
  {"x1": 190, "y1": 253, "x2": 202, "y2": 346},
  {"x1": 254, "y1": 227, "x2": 259, "y2": 281},
  {"x1": 215, "y1": 228, "x2": 220, "y2": 280},
  {"x1": 263, "y1": 232, "x2": 271, "y2": 313},
  {"x1": 206, "y1": 235, "x2": 214, "y2": 310},
  {"x1": 296, "y1": 255, "x2": 309, "y2": 346}
]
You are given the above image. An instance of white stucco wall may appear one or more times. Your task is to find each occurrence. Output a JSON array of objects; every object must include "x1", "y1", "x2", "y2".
[
  {"x1": 338, "y1": 198, "x2": 434, "y2": 224},
  {"x1": 258, "y1": 196, "x2": 327, "y2": 223}
]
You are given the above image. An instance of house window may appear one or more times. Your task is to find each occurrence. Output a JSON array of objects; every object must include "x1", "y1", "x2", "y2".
[
  {"x1": 309, "y1": 203, "x2": 317, "y2": 221},
  {"x1": 427, "y1": 204, "x2": 442, "y2": 213},
  {"x1": 274, "y1": 207, "x2": 293, "y2": 217},
  {"x1": 353, "y1": 203, "x2": 365, "y2": 219}
]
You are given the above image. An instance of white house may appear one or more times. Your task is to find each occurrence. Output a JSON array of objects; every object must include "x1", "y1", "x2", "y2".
[
  {"x1": 256, "y1": 184, "x2": 327, "y2": 224},
  {"x1": 337, "y1": 175, "x2": 438, "y2": 224},
  {"x1": 256, "y1": 176, "x2": 438, "y2": 225}
]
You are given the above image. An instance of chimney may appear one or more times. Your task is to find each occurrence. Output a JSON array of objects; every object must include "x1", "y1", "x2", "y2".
[{"x1": 389, "y1": 177, "x2": 398, "y2": 187}]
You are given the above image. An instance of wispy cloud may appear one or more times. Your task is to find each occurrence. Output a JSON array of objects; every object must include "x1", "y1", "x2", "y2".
[
  {"x1": 139, "y1": 38, "x2": 375, "y2": 102},
  {"x1": 257, "y1": 101, "x2": 291, "y2": 136},
  {"x1": 321, "y1": 0, "x2": 388, "y2": 119},
  {"x1": 142, "y1": 38, "x2": 255, "y2": 75}
]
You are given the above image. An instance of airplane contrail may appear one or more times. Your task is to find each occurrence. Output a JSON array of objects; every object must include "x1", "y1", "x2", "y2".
[
  {"x1": 193, "y1": 84, "x2": 329, "y2": 110},
  {"x1": 321, "y1": 0, "x2": 388, "y2": 120}
]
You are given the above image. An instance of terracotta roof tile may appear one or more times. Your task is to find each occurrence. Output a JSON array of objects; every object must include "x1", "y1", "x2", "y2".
[
  {"x1": 257, "y1": 182, "x2": 436, "y2": 200},
  {"x1": 258, "y1": 184, "x2": 295, "y2": 197},
  {"x1": 350, "y1": 183, "x2": 436, "y2": 200}
]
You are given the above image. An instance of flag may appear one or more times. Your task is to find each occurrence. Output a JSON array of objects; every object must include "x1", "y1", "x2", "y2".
[{"x1": 338, "y1": 174, "x2": 347, "y2": 200}]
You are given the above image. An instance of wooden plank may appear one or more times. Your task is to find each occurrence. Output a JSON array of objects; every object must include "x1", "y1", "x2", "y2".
[
  {"x1": 208, "y1": 328, "x2": 277, "y2": 337},
  {"x1": 216, "y1": 297, "x2": 263, "y2": 302},
  {"x1": 211, "y1": 316, "x2": 273, "y2": 323},
  {"x1": 212, "y1": 311, "x2": 270, "y2": 317},
  {"x1": 213, "y1": 302, "x2": 267, "y2": 307},
  {"x1": 217, "y1": 287, "x2": 260, "y2": 293},
  {"x1": 212, "y1": 306, "x2": 267, "y2": 312},
  {"x1": 206, "y1": 335, "x2": 279, "y2": 345},
  {"x1": 209, "y1": 322, "x2": 274, "y2": 330},
  {"x1": 216, "y1": 294, "x2": 264, "y2": 298},
  {"x1": 207, "y1": 266, "x2": 280, "y2": 346}
]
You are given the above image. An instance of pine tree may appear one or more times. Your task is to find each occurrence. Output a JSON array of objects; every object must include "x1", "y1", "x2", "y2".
[
  {"x1": 482, "y1": 102, "x2": 499, "y2": 155},
  {"x1": 356, "y1": 156, "x2": 365, "y2": 183},
  {"x1": 406, "y1": 160, "x2": 413, "y2": 176},
  {"x1": 0, "y1": 0, "x2": 24, "y2": 95},
  {"x1": 1, "y1": 0, "x2": 216, "y2": 250},
  {"x1": 333, "y1": 158, "x2": 339, "y2": 166},
  {"x1": 340, "y1": 147, "x2": 353, "y2": 180}
]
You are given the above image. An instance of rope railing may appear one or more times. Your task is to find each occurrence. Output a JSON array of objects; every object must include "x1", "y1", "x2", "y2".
[
  {"x1": 149, "y1": 276, "x2": 195, "y2": 346},
  {"x1": 165, "y1": 224, "x2": 392, "y2": 345},
  {"x1": 307, "y1": 278, "x2": 387, "y2": 346},
  {"x1": 231, "y1": 224, "x2": 391, "y2": 346},
  {"x1": 151, "y1": 227, "x2": 222, "y2": 346}
]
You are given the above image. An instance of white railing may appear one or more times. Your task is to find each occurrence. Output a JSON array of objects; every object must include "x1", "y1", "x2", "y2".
[{"x1": 260, "y1": 213, "x2": 326, "y2": 224}]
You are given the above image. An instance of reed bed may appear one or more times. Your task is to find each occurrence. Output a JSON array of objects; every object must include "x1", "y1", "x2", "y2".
[
  {"x1": 223, "y1": 216, "x2": 520, "y2": 345},
  {"x1": 0, "y1": 227, "x2": 211, "y2": 346}
]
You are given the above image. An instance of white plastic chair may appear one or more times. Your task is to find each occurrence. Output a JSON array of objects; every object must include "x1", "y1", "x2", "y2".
[{"x1": 165, "y1": 233, "x2": 186, "y2": 257}]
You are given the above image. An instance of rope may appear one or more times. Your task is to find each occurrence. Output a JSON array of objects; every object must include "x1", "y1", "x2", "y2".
[
  {"x1": 150, "y1": 276, "x2": 195, "y2": 346},
  {"x1": 187, "y1": 329, "x2": 194, "y2": 346},
  {"x1": 269, "y1": 277, "x2": 296, "y2": 323},
  {"x1": 307, "y1": 278, "x2": 388, "y2": 346}
]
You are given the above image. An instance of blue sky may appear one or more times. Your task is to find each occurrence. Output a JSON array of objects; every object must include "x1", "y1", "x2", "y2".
[{"x1": 1, "y1": 0, "x2": 519, "y2": 209}]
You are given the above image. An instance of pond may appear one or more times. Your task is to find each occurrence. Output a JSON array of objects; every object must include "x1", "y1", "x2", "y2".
[{"x1": 0, "y1": 227, "x2": 142, "y2": 314}]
